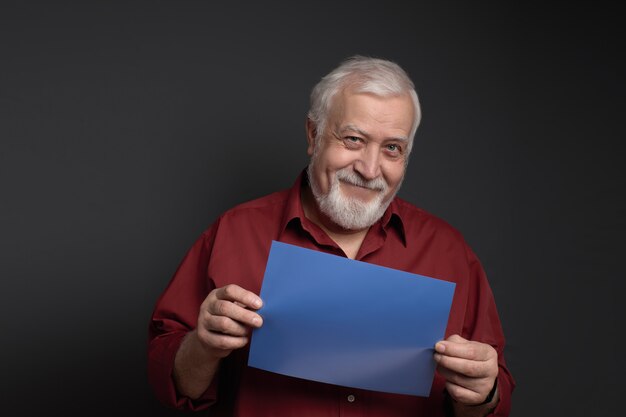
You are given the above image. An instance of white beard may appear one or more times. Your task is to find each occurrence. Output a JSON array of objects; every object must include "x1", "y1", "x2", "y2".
[{"x1": 307, "y1": 162, "x2": 400, "y2": 230}]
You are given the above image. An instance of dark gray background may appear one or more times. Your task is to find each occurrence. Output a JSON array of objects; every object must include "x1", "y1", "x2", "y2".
[{"x1": 1, "y1": 1, "x2": 623, "y2": 416}]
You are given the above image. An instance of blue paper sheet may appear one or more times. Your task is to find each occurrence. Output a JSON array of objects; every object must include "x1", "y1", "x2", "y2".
[{"x1": 247, "y1": 241, "x2": 456, "y2": 397}]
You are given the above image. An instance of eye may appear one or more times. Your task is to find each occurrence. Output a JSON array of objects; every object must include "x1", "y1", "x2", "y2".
[
  {"x1": 343, "y1": 136, "x2": 363, "y2": 148},
  {"x1": 385, "y1": 143, "x2": 403, "y2": 154}
]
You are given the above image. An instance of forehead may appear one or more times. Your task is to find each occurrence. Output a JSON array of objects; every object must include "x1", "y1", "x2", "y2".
[{"x1": 329, "y1": 89, "x2": 415, "y2": 136}]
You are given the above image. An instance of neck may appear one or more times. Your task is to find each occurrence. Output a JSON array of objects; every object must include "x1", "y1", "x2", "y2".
[{"x1": 301, "y1": 184, "x2": 369, "y2": 259}]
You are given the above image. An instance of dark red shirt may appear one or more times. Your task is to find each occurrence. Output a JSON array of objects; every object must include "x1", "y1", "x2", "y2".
[{"x1": 148, "y1": 173, "x2": 514, "y2": 416}]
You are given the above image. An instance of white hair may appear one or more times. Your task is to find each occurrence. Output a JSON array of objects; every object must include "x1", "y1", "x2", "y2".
[
  {"x1": 307, "y1": 164, "x2": 395, "y2": 230},
  {"x1": 307, "y1": 55, "x2": 422, "y2": 155}
]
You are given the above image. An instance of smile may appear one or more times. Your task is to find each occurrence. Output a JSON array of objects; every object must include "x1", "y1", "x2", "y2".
[
  {"x1": 339, "y1": 181, "x2": 383, "y2": 200},
  {"x1": 339, "y1": 179, "x2": 382, "y2": 192}
]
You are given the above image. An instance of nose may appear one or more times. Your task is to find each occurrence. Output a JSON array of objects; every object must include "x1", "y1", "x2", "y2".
[{"x1": 354, "y1": 145, "x2": 382, "y2": 180}]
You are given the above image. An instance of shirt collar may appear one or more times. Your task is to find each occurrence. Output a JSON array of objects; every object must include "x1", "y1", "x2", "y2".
[
  {"x1": 278, "y1": 171, "x2": 309, "y2": 236},
  {"x1": 381, "y1": 196, "x2": 408, "y2": 246},
  {"x1": 279, "y1": 169, "x2": 407, "y2": 247}
]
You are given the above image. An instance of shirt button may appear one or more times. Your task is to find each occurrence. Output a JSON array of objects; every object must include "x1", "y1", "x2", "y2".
[{"x1": 347, "y1": 394, "x2": 356, "y2": 403}]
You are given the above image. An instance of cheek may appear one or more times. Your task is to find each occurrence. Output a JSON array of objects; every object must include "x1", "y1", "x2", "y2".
[
  {"x1": 386, "y1": 170, "x2": 404, "y2": 195},
  {"x1": 310, "y1": 154, "x2": 334, "y2": 193},
  {"x1": 392, "y1": 171, "x2": 404, "y2": 186},
  {"x1": 319, "y1": 148, "x2": 356, "y2": 173},
  {"x1": 384, "y1": 164, "x2": 406, "y2": 189}
]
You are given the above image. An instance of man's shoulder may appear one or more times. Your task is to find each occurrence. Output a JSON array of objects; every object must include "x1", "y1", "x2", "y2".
[
  {"x1": 393, "y1": 197, "x2": 466, "y2": 242},
  {"x1": 228, "y1": 188, "x2": 290, "y2": 212},
  {"x1": 215, "y1": 188, "x2": 291, "y2": 225}
]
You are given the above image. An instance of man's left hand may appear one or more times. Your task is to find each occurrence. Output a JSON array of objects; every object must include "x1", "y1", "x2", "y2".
[{"x1": 434, "y1": 334, "x2": 498, "y2": 406}]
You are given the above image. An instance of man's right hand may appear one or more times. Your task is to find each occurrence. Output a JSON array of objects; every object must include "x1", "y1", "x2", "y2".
[
  {"x1": 195, "y1": 284, "x2": 264, "y2": 358},
  {"x1": 173, "y1": 284, "x2": 263, "y2": 399}
]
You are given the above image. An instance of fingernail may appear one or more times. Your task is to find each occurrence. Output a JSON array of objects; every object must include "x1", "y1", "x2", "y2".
[
  {"x1": 435, "y1": 342, "x2": 446, "y2": 353},
  {"x1": 254, "y1": 298, "x2": 262, "y2": 308}
]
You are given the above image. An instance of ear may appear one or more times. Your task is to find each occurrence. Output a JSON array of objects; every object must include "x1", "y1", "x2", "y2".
[{"x1": 305, "y1": 118, "x2": 317, "y2": 157}]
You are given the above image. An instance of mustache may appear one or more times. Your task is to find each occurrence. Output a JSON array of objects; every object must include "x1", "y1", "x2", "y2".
[{"x1": 335, "y1": 169, "x2": 388, "y2": 192}]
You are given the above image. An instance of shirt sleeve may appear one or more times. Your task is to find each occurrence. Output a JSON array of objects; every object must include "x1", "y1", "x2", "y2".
[
  {"x1": 462, "y1": 244, "x2": 515, "y2": 416},
  {"x1": 147, "y1": 222, "x2": 220, "y2": 410}
]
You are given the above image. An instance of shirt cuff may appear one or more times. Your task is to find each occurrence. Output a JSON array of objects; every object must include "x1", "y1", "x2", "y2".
[{"x1": 148, "y1": 331, "x2": 218, "y2": 411}]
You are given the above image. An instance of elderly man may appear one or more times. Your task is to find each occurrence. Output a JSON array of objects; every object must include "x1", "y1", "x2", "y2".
[{"x1": 148, "y1": 56, "x2": 514, "y2": 416}]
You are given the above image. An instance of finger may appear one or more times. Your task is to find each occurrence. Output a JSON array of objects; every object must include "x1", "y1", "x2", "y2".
[
  {"x1": 214, "y1": 284, "x2": 263, "y2": 310},
  {"x1": 208, "y1": 298, "x2": 263, "y2": 328},
  {"x1": 435, "y1": 339, "x2": 495, "y2": 362},
  {"x1": 434, "y1": 353, "x2": 492, "y2": 378},
  {"x1": 204, "y1": 312, "x2": 250, "y2": 336},
  {"x1": 198, "y1": 328, "x2": 250, "y2": 354},
  {"x1": 444, "y1": 380, "x2": 485, "y2": 405},
  {"x1": 437, "y1": 365, "x2": 493, "y2": 395},
  {"x1": 445, "y1": 334, "x2": 468, "y2": 343},
  {"x1": 434, "y1": 334, "x2": 468, "y2": 356}
]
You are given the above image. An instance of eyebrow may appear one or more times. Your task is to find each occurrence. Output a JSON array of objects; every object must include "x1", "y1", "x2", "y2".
[
  {"x1": 338, "y1": 124, "x2": 368, "y2": 137},
  {"x1": 337, "y1": 124, "x2": 409, "y2": 143}
]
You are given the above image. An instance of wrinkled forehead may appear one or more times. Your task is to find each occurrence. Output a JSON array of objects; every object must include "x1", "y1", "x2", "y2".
[{"x1": 329, "y1": 89, "x2": 415, "y2": 129}]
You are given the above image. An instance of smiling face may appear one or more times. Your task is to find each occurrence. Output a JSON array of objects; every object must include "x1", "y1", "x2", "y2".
[{"x1": 306, "y1": 88, "x2": 415, "y2": 231}]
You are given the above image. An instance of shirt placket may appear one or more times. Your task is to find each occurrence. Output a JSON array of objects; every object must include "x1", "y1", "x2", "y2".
[{"x1": 338, "y1": 387, "x2": 367, "y2": 417}]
